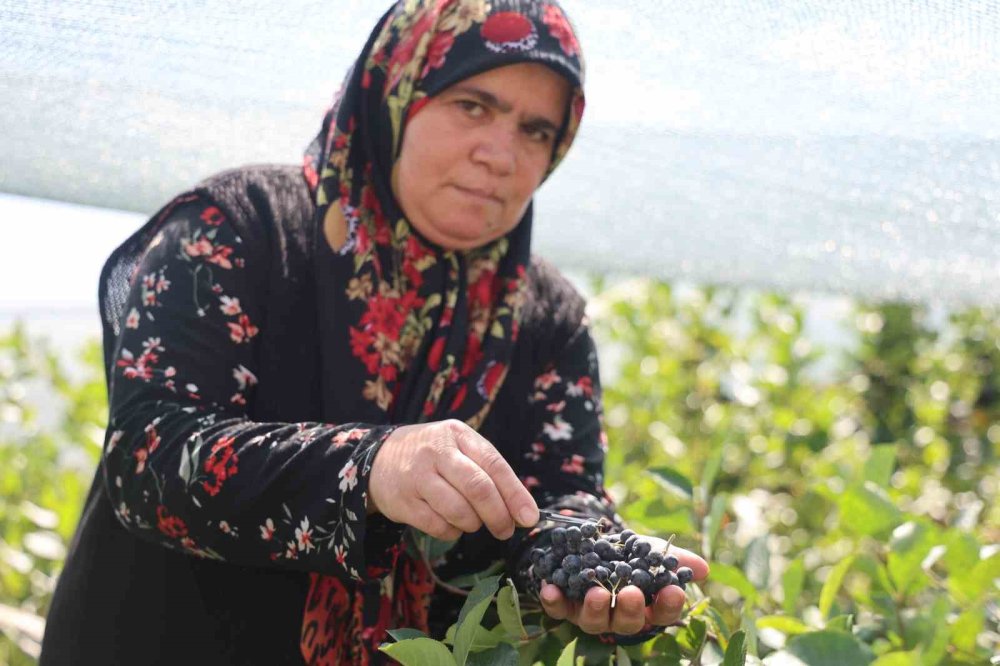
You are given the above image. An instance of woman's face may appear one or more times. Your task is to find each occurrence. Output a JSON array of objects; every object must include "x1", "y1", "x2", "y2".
[{"x1": 392, "y1": 62, "x2": 572, "y2": 251}]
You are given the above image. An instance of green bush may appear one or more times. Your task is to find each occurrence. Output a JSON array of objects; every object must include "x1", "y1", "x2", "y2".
[
  {"x1": 1, "y1": 281, "x2": 997, "y2": 665},
  {"x1": 0, "y1": 324, "x2": 104, "y2": 664}
]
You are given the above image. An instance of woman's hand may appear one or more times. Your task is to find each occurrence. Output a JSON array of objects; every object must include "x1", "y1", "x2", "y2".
[
  {"x1": 367, "y1": 420, "x2": 539, "y2": 541},
  {"x1": 538, "y1": 539, "x2": 709, "y2": 635}
]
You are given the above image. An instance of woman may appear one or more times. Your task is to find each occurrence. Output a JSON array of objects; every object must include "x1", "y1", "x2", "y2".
[{"x1": 41, "y1": 1, "x2": 708, "y2": 663}]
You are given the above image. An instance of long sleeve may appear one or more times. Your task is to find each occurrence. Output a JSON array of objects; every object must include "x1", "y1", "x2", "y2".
[{"x1": 102, "y1": 197, "x2": 404, "y2": 582}]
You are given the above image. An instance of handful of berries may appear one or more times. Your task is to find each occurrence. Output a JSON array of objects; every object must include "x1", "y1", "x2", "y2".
[{"x1": 529, "y1": 523, "x2": 693, "y2": 607}]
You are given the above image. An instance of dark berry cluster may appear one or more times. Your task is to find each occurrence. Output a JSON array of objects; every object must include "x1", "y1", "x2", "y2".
[{"x1": 529, "y1": 523, "x2": 693, "y2": 605}]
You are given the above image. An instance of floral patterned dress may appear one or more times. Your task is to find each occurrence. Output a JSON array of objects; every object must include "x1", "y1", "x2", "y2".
[{"x1": 101, "y1": 195, "x2": 620, "y2": 663}]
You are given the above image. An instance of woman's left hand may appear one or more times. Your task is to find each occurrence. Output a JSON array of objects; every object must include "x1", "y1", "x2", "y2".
[{"x1": 537, "y1": 538, "x2": 709, "y2": 635}]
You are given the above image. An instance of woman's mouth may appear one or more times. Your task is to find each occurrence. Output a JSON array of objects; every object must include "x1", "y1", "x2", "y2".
[{"x1": 453, "y1": 184, "x2": 500, "y2": 204}]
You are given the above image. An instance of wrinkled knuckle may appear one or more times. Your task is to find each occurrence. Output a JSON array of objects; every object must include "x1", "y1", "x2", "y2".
[
  {"x1": 444, "y1": 419, "x2": 466, "y2": 436},
  {"x1": 426, "y1": 433, "x2": 452, "y2": 457},
  {"x1": 481, "y1": 452, "x2": 508, "y2": 478},
  {"x1": 464, "y1": 474, "x2": 495, "y2": 503}
]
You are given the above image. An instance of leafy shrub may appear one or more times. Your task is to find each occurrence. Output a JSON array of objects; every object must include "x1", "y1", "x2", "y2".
[
  {"x1": 1, "y1": 282, "x2": 997, "y2": 665},
  {"x1": 0, "y1": 325, "x2": 104, "y2": 664}
]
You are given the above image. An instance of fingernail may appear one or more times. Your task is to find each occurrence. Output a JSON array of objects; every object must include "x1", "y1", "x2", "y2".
[{"x1": 518, "y1": 506, "x2": 537, "y2": 526}]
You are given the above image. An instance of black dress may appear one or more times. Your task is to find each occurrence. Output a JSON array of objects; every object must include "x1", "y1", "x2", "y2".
[{"x1": 40, "y1": 165, "x2": 619, "y2": 665}]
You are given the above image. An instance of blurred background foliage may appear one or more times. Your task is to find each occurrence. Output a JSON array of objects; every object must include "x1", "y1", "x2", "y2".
[{"x1": 1, "y1": 280, "x2": 998, "y2": 664}]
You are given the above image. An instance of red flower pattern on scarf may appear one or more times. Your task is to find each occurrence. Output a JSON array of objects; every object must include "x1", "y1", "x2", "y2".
[
  {"x1": 299, "y1": 0, "x2": 586, "y2": 662},
  {"x1": 542, "y1": 4, "x2": 580, "y2": 56}
]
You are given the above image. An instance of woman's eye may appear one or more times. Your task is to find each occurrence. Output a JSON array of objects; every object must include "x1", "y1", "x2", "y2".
[
  {"x1": 525, "y1": 126, "x2": 554, "y2": 144},
  {"x1": 457, "y1": 100, "x2": 485, "y2": 118}
]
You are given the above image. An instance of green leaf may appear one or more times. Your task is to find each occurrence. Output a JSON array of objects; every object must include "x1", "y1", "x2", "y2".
[
  {"x1": 379, "y1": 637, "x2": 457, "y2": 666},
  {"x1": 555, "y1": 638, "x2": 578, "y2": 666},
  {"x1": 521, "y1": 633, "x2": 567, "y2": 666},
  {"x1": 745, "y1": 535, "x2": 770, "y2": 590},
  {"x1": 921, "y1": 596, "x2": 950, "y2": 666},
  {"x1": 782, "y1": 558, "x2": 806, "y2": 615},
  {"x1": 416, "y1": 531, "x2": 459, "y2": 561},
  {"x1": 444, "y1": 622, "x2": 506, "y2": 652},
  {"x1": 950, "y1": 552, "x2": 1000, "y2": 604},
  {"x1": 616, "y1": 646, "x2": 634, "y2": 666},
  {"x1": 466, "y1": 643, "x2": 518, "y2": 666},
  {"x1": 942, "y1": 530, "x2": 980, "y2": 574},
  {"x1": 819, "y1": 555, "x2": 855, "y2": 620},
  {"x1": 869, "y1": 651, "x2": 919, "y2": 666},
  {"x1": 702, "y1": 493, "x2": 728, "y2": 558},
  {"x1": 445, "y1": 561, "x2": 506, "y2": 589},
  {"x1": 573, "y1": 634, "x2": 615, "y2": 664},
  {"x1": 648, "y1": 633, "x2": 684, "y2": 664},
  {"x1": 837, "y1": 483, "x2": 902, "y2": 537},
  {"x1": 950, "y1": 608, "x2": 984, "y2": 653},
  {"x1": 700, "y1": 442, "x2": 726, "y2": 504},
  {"x1": 631, "y1": 502, "x2": 696, "y2": 536},
  {"x1": 824, "y1": 614, "x2": 853, "y2": 633},
  {"x1": 765, "y1": 631, "x2": 873, "y2": 666},
  {"x1": 708, "y1": 563, "x2": 759, "y2": 603},
  {"x1": 677, "y1": 618, "x2": 708, "y2": 658},
  {"x1": 495, "y1": 579, "x2": 526, "y2": 639},
  {"x1": 647, "y1": 466, "x2": 694, "y2": 501},
  {"x1": 756, "y1": 616, "x2": 811, "y2": 636},
  {"x1": 741, "y1": 605, "x2": 760, "y2": 660},
  {"x1": 886, "y1": 521, "x2": 936, "y2": 596},
  {"x1": 853, "y1": 554, "x2": 893, "y2": 596},
  {"x1": 387, "y1": 628, "x2": 428, "y2": 641},
  {"x1": 453, "y1": 575, "x2": 501, "y2": 666},
  {"x1": 862, "y1": 444, "x2": 897, "y2": 488},
  {"x1": 723, "y1": 630, "x2": 748, "y2": 666},
  {"x1": 704, "y1": 606, "x2": 732, "y2": 649}
]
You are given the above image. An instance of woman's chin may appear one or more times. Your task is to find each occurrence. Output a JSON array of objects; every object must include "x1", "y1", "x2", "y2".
[{"x1": 423, "y1": 219, "x2": 504, "y2": 251}]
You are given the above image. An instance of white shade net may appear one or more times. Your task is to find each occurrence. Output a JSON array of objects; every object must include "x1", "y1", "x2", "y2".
[{"x1": 2, "y1": 0, "x2": 1000, "y2": 305}]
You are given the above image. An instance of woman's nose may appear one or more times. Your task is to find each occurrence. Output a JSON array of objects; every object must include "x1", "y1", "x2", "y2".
[{"x1": 471, "y1": 128, "x2": 516, "y2": 176}]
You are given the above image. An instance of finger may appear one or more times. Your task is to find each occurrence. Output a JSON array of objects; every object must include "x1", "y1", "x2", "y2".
[
  {"x1": 539, "y1": 583, "x2": 570, "y2": 621},
  {"x1": 451, "y1": 423, "x2": 538, "y2": 527},
  {"x1": 575, "y1": 586, "x2": 612, "y2": 634},
  {"x1": 610, "y1": 586, "x2": 647, "y2": 635},
  {"x1": 437, "y1": 448, "x2": 516, "y2": 539},
  {"x1": 649, "y1": 586, "x2": 687, "y2": 626},
  {"x1": 419, "y1": 477, "x2": 482, "y2": 534},
  {"x1": 669, "y1": 545, "x2": 710, "y2": 581},
  {"x1": 410, "y1": 499, "x2": 462, "y2": 541}
]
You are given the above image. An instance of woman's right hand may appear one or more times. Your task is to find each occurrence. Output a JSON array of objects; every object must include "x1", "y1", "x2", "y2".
[{"x1": 367, "y1": 419, "x2": 539, "y2": 541}]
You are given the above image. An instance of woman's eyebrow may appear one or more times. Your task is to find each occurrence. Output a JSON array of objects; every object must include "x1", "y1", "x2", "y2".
[{"x1": 450, "y1": 85, "x2": 561, "y2": 132}]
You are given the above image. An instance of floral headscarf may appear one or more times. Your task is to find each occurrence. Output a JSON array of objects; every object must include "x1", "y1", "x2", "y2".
[{"x1": 300, "y1": 0, "x2": 584, "y2": 661}]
